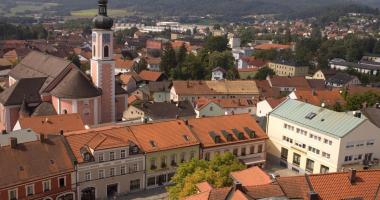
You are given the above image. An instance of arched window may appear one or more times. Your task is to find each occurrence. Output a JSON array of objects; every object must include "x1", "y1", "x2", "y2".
[
  {"x1": 104, "y1": 45, "x2": 109, "y2": 58},
  {"x1": 93, "y1": 45, "x2": 96, "y2": 57}
]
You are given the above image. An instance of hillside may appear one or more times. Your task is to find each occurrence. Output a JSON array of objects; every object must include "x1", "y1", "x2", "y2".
[{"x1": 0, "y1": 0, "x2": 379, "y2": 17}]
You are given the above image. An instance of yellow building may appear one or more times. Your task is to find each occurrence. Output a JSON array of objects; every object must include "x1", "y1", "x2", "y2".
[
  {"x1": 268, "y1": 61, "x2": 309, "y2": 77},
  {"x1": 129, "y1": 120, "x2": 200, "y2": 188}
]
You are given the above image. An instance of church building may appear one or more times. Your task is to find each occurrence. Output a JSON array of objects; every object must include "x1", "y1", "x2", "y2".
[{"x1": 0, "y1": 0, "x2": 127, "y2": 131}]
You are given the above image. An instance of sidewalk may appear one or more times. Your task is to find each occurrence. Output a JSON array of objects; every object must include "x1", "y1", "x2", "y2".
[{"x1": 116, "y1": 187, "x2": 168, "y2": 200}]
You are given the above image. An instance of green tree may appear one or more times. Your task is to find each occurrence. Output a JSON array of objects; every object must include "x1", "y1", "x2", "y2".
[
  {"x1": 373, "y1": 41, "x2": 380, "y2": 54},
  {"x1": 238, "y1": 27, "x2": 256, "y2": 46},
  {"x1": 161, "y1": 43, "x2": 177, "y2": 76},
  {"x1": 345, "y1": 91, "x2": 380, "y2": 110},
  {"x1": 205, "y1": 36, "x2": 228, "y2": 52},
  {"x1": 137, "y1": 58, "x2": 147, "y2": 73},
  {"x1": 254, "y1": 67, "x2": 275, "y2": 80},
  {"x1": 167, "y1": 153, "x2": 246, "y2": 200}
]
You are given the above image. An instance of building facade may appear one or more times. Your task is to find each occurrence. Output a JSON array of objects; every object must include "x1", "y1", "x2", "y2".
[
  {"x1": 65, "y1": 127, "x2": 145, "y2": 200},
  {"x1": 267, "y1": 99, "x2": 380, "y2": 174},
  {"x1": 268, "y1": 61, "x2": 309, "y2": 77}
]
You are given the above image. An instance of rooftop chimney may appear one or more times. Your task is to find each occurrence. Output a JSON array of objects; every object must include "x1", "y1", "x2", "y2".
[
  {"x1": 233, "y1": 181, "x2": 243, "y2": 191},
  {"x1": 308, "y1": 191, "x2": 319, "y2": 200},
  {"x1": 9, "y1": 137, "x2": 17, "y2": 148},
  {"x1": 185, "y1": 120, "x2": 189, "y2": 125},
  {"x1": 2, "y1": 130, "x2": 7, "y2": 135},
  {"x1": 40, "y1": 134, "x2": 46, "y2": 143},
  {"x1": 349, "y1": 168, "x2": 357, "y2": 184},
  {"x1": 60, "y1": 130, "x2": 64, "y2": 135}
]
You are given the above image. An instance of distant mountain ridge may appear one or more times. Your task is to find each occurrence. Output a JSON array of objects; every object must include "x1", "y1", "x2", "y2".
[{"x1": 1, "y1": 0, "x2": 379, "y2": 17}]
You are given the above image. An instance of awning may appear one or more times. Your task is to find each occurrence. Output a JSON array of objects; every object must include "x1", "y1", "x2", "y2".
[{"x1": 241, "y1": 156, "x2": 266, "y2": 165}]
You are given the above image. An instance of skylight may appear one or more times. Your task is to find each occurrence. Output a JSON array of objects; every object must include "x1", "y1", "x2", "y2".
[{"x1": 305, "y1": 112, "x2": 317, "y2": 120}]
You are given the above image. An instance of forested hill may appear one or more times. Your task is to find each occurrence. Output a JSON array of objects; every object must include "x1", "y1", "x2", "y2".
[{"x1": 1, "y1": 0, "x2": 379, "y2": 17}]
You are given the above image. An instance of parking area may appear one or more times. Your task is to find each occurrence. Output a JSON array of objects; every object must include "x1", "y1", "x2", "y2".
[{"x1": 264, "y1": 159, "x2": 299, "y2": 177}]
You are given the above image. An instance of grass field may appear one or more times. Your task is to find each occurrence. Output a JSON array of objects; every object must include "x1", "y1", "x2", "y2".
[
  {"x1": 71, "y1": 9, "x2": 129, "y2": 17},
  {"x1": 1, "y1": 1, "x2": 59, "y2": 16}
]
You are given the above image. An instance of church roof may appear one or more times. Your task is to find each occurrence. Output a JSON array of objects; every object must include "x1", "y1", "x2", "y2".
[
  {"x1": 32, "y1": 102, "x2": 58, "y2": 117},
  {"x1": 50, "y1": 68, "x2": 101, "y2": 99},
  {"x1": 0, "y1": 77, "x2": 46, "y2": 106}
]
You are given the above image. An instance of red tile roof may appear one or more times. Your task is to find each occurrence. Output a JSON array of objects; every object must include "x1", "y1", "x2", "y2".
[
  {"x1": 230, "y1": 166, "x2": 272, "y2": 187},
  {"x1": 266, "y1": 97, "x2": 287, "y2": 108},
  {"x1": 309, "y1": 170, "x2": 380, "y2": 200},
  {"x1": 254, "y1": 43, "x2": 291, "y2": 50},
  {"x1": 18, "y1": 113, "x2": 85, "y2": 135},
  {"x1": 269, "y1": 76, "x2": 311, "y2": 90},
  {"x1": 293, "y1": 89, "x2": 346, "y2": 107},
  {"x1": 196, "y1": 181, "x2": 214, "y2": 192},
  {"x1": 188, "y1": 114, "x2": 267, "y2": 148},
  {"x1": 129, "y1": 120, "x2": 199, "y2": 153},
  {"x1": 65, "y1": 126, "x2": 138, "y2": 163},
  {"x1": 139, "y1": 70, "x2": 165, "y2": 82},
  {"x1": 0, "y1": 136, "x2": 74, "y2": 188}
]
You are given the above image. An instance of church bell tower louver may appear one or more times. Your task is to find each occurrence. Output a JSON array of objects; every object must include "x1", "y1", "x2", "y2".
[{"x1": 91, "y1": 0, "x2": 115, "y2": 123}]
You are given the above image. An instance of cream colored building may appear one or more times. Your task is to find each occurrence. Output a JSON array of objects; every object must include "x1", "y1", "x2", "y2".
[
  {"x1": 268, "y1": 61, "x2": 309, "y2": 77},
  {"x1": 170, "y1": 80, "x2": 260, "y2": 103},
  {"x1": 267, "y1": 99, "x2": 380, "y2": 174},
  {"x1": 65, "y1": 127, "x2": 145, "y2": 200}
]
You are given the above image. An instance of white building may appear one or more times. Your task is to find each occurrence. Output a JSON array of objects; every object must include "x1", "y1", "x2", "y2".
[
  {"x1": 211, "y1": 67, "x2": 226, "y2": 80},
  {"x1": 229, "y1": 37, "x2": 241, "y2": 48},
  {"x1": 267, "y1": 99, "x2": 380, "y2": 174}
]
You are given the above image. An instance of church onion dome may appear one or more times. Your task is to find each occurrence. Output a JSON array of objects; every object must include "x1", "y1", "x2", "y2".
[
  {"x1": 93, "y1": 0, "x2": 114, "y2": 30},
  {"x1": 50, "y1": 68, "x2": 101, "y2": 99}
]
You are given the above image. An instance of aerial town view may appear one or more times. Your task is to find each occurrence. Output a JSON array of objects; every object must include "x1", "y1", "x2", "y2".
[{"x1": 0, "y1": 0, "x2": 380, "y2": 199}]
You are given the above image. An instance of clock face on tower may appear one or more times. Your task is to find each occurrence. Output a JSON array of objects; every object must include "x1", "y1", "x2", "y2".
[{"x1": 102, "y1": 33, "x2": 111, "y2": 44}]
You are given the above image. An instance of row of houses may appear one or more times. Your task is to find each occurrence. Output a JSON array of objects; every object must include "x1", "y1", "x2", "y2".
[{"x1": 0, "y1": 114, "x2": 268, "y2": 200}]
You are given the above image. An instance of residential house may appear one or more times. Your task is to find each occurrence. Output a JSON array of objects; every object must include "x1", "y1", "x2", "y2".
[
  {"x1": 194, "y1": 98, "x2": 256, "y2": 118},
  {"x1": 267, "y1": 99, "x2": 380, "y2": 174},
  {"x1": 130, "y1": 120, "x2": 200, "y2": 188},
  {"x1": 211, "y1": 67, "x2": 226, "y2": 81},
  {"x1": 326, "y1": 72, "x2": 361, "y2": 88},
  {"x1": 13, "y1": 113, "x2": 86, "y2": 135},
  {"x1": 170, "y1": 80, "x2": 260, "y2": 103},
  {"x1": 256, "y1": 97, "x2": 286, "y2": 118},
  {"x1": 268, "y1": 61, "x2": 309, "y2": 77},
  {"x1": 0, "y1": 135, "x2": 76, "y2": 200},
  {"x1": 119, "y1": 74, "x2": 137, "y2": 93},
  {"x1": 123, "y1": 101, "x2": 195, "y2": 122},
  {"x1": 146, "y1": 57, "x2": 161, "y2": 71},
  {"x1": 65, "y1": 126, "x2": 145, "y2": 199},
  {"x1": 266, "y1": 76, "x2": 312, "y2": 93},
  {"x1": 188, "y1": 114, "x2": 268, "y2": 167},
  {"x1": 230, "y1": 166, "x2": 272, "y2": 187},
  {"x1": 148, "y1": 81, "x2": 172, "y2": 102},
  {"x1": 288, "y1": 89, "x2": 346, "y2": 108},
  {"x1": 311, "y1": 69, "x2": 337, "y2": 80},
  {"x1": 362, "y1": 53, "x2": 380, "y2": 63},
  {"x1": 115, "y1": 58, "x2": 137, "y2": 74}
]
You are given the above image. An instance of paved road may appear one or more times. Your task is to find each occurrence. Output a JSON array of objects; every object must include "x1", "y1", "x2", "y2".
[{"x1": 117, "y1": 187, "x2": 168, "y2": 200}]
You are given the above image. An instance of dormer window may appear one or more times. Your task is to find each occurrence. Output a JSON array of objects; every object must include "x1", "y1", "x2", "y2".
[
  {"x1": 150, "y1": 140, "x2": 157, "y2": 148},
  {"x1": 84, "y1": 153, "x2": 92, "y2": 162}
]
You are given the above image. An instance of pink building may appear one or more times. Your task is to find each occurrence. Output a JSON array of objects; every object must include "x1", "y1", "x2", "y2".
[{"x1": 0, "y1": 1, "x2": 127, "y2": 131}]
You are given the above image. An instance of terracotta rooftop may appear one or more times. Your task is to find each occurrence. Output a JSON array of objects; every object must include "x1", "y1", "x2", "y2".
[
  {"x1": 18, "y1": 113, "x2": 85, "y2": 135},
  {"x1": 129, "y1": 120, "x2": 199, "y2": 153},
  {"x1": 65, "y1": 126, "x2": 138, "y2": 163},
  {"x1": 0, "y1": 136, "x2": 74, "y2": 188},
  {"x1": 172, "y1": 80, "x2": 259, "y2": 96},
  {"x1": 266, "y1": 97, "x2": 287, "y2": 108},
  {"x1": 195, "y1": 98, "x2": 256, "y2": 109},
  {"x1": 139, "y1": 70, "x2": 166, "y2": 82},
  {"x1": 196, "y1": 181, "x2": 214, "y2": 192},
  {"x1": 230, "y1": 166, "x2": 272, "y2": 187},
  {"x1": 268, "y1": 76, "x2": 311, "y2": 90},
  {"x1": 188, "y1": 114, "x2": 267, "y2": 148},
  {"x1": 309, "y1": 169, "x2": 380, "y2": 200},
  {"x1": 293, "y1": 89, "x2": 346, "y2": 107},
  {"x1": 115, "y1": 58, "x2": 136, "y2": 70},
  {"x1": 254, "y1": 43, "x2": 291, "y2": 50}
]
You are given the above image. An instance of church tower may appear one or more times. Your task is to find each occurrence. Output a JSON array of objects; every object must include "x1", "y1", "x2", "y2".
[{"x1": 91, "y1": 0, "x2": 115, "y2": 123}]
